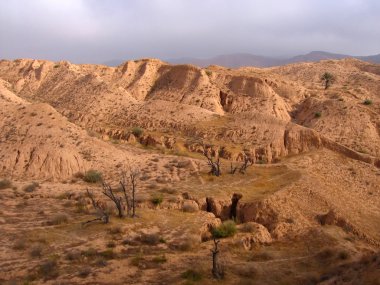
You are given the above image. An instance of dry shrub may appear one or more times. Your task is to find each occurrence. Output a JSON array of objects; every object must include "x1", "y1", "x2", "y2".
[
  {"x1": 23, "y1": 182, "x2": 39, "y2": 193},
  {"x1": 47, "y1": 214, "x2": 69, "y2": 225},
  {"x1": 30, "y1": 244, "x2": 44, "y2": 258},
  {"x1": 139, "y1": 233, "x2": 161, "y2": 245},
  {"x1": 37, "y1": 259, "x2": 59, "y2": 280},
  {"x1": 0, "y1": 179, "x2": 12, "y2": 189}
]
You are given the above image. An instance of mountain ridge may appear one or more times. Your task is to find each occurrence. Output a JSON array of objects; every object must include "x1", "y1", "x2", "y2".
[{"x1": 102, "y1": 51, "x2": 380, "y2": 68}]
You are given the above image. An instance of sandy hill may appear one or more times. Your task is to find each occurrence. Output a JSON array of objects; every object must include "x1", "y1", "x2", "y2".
[{"x1": 0, "y1": 58, "x2": 379, "y2": 284}]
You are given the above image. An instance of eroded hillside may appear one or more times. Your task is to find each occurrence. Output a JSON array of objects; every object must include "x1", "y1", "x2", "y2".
[{"x1": 0, "y1": 58, "x2": 379, "y2": 285}]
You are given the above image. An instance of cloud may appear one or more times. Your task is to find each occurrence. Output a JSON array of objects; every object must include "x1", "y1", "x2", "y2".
[{"x1": 0, "y1": 0, "x2": 379, "y2": 63}]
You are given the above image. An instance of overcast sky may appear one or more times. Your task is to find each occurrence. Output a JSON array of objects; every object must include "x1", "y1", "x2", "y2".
[{"x1": 0, "y1": 0, "x2": 379, "y2": 63}]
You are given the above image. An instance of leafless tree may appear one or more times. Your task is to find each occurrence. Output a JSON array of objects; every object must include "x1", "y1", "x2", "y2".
[
  {"x1": 238, "y1": 154, "x2": 253, "y2": 174},
  {"x1": 102, "y1": 181, "x2": 124, "y2": 218},
  {"x1": 83, "y1": 189, "x2": 109, "y2": 225},
  {"x1": 202, "y1": 144, "x2": 221, "y2": 176},
  {"x1": 230, "y1": 162, "x2": 238, "y2": 174},
  {"x1": 211, "y1": 238, "x2": 224, "y2": 279},
  {"x1": 129, "y1": 169, "x2": 139, "y2": 218},
  {"x1": 119, "y1": 173, "x2": 131, "y2": 217},
  {"x1": 229, "y1": 154, "x2": 253, "y2": 175}
]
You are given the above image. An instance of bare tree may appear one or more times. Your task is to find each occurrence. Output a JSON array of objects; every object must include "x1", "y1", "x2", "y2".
[
  {"x1": 229, "y1": 154, "x2": 253, "y2": 175},
  {"x1": 129, "y1": 169, "x2": 139, "y2": 218},
  {"x1": 238, "y1": 154, "x2": 253, "y2": 174},
  {"x1": 230, "y1": 162, "x2": 238, "y2": 174},
  {"x1": 102, "y1": 181, "x2": 124, "y2": 218},
  {"x1": 202, "y1": 144, "x2": 221, "y2": 177},
  {"x1": 120, "y1": 173, "x2": 131, "y2": 217},
  {"x1": 211, "y1": 238, "x2": 224, "y2": 279},
  {"x1": 83, "y1": 189, "x2": 109, "y2": 225}
]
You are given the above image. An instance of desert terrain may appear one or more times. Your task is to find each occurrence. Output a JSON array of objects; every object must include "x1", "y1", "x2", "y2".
[{"x1": 0, "y1": 58, "x2": 379, "y2": 284}]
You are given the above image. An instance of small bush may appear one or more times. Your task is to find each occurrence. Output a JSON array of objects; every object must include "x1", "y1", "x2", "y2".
[
  {"x1": 130, "y1": 255, "x2": 144, "y2": 267},
  {"x1": 212, "y1": 220, "x2": 237, "y2": 238},
  {"x1": 131, "y1": 127, "x2": 143, "y2": 137},
  {"x1": 13, "y1": 239, "x2": 27, "y2": 250},
  {"x1": 317, "y1": 248, "x2": 334, "y2": 261},
  {"x1": 65, "y1": 250, "x2": 82, "y2": 261},
  {"x1": 314, "y1": 112, "x2": 322, "y2": 118},
  {"x1": 38, "y1": 260, "x2": 59, "y2": 280},
  {"x1": 78, "y1": 267, "x2": 91, "y2": 278},
  {"x1": 99, "y1": 249, "x2": 115, "y2": 260},
  {"x1": 151, "y1": 194, "x2": 163, "y2": 206},
  {"x1": 81, "y1": 248, "x2": 98, "y2": 259},
  {"x1": 47, "y1": 214, "x2": 69, "y2": 225},
  {"x1": 338, "y1": 250, "x2": 350, "y2": 260},
  {"x1": 139, "y1": 233, "x2": 161, "y2": 245},
  {"x1": 23, "y1": 182, "x2": 39, "y2": 193},
  {"x1": 0, "y1": 179, "x2": 12, "y2": 189},
  {"x1": 363, "y1": 99, "x2": 372, "y2": 105},
  {"x1": 30, "y1": 244, "x2": 44, "y2": 258},
  {"x1": 152, "y1": 254, "x2": 167, "y2": 264},
  {"x1": 181, "y1": 269, "x2": 202, "y2": 282},
  {"x1": 83, "y1": 170, "x2": 102, "y2": 183}
]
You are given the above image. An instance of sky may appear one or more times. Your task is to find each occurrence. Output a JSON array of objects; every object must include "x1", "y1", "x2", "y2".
[{"x1": 0, "y1": 0, "x2": 379, "y2": 64}]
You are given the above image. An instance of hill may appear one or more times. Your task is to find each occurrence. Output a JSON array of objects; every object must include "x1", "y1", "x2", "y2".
[{"x1": 0, "y1": 57, "x2": 379, "y2": 284}]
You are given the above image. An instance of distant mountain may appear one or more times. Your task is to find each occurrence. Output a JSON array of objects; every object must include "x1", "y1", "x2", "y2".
[
  {"x1": 166, "y1": 51, "x2": 380, "y2": 68},
  {"x1": 167, "y1": 53, "x2": 284, "y2": 68},
  {"x1": 102, "y1": 51, "x2": 380, "y2": 68}
]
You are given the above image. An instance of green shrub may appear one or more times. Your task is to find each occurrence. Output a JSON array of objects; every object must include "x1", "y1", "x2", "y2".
[
  {"x1": 212, "y1": 220, "x2": 237, "y2": 238},
  {"x1": 23, "y1": 182, "x2": 39, "y2": 192},
  {"x1": 131, "y1": 127, "x2": 143, "y2": 137},
  {"x1": 151, "y1": 194, "x2": 163, "y2": 206},
  {"x1": 314, "y1": 112, "x2": 322, "y2": 118},
  {"x1": 83, "y1": 170, "x2": 102, "y2": 183},
  {"x1": 363, "y1": 99, "x2": 372, "y2": 105},
  {"x1": 0, "y1": 179, "x2": 12, "y2": 189},
  {"x1": 181, "y1": 269, "x2": 202, "y2": 282}
]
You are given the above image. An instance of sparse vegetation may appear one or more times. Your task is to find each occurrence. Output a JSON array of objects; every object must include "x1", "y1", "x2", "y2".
[
  {"x1": 0, "y1": 179, "x2": 12, "y2": 189},
  {"x1": 314, "y1": 112, "x2": 322, "y2": 118},
  {"x1": 152, "y1": 254, "x2": 167, "y2": 264},
  {"x1": 151, "y1": 193, "x2": 163, "y2": 206},
  {"x1": 37, "y1": 259, "x2": 59, "y2": 280},
  {"x1": 321, "y1": 72, "x2": 335, "y2": 89},
  {"x1": 131, "y1": 126, "x2": 143, "y2": 137},
  {"x1": 83, "y1": 170, "x2": 102, "y2": 183},
  {"x1": 212, "y1": 220, "x2": 237, "y2": 238},
  {"x1": 23, "y1": 182, "x2": 39, "y2": 192},
  {"x1": 47, "y1": 213, "x2": 69, "y2": 225},
  {"x1": 181, "y1": 269, "x2": 203, "y2": 282},
  {"x1": 139, "y1": 233, "x2": 161, "y2": 245},
  {"x1": 363, "y1": 99, "x2": 372, "y2": 105},
  {"x1": 30, "y1": 244, "x2": 44, "y2": 258}
]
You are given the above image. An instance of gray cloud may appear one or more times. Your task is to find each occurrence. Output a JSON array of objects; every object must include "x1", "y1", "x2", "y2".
[{"x1": 0, "y1": 0, "x2": 379, "y2": 63}]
